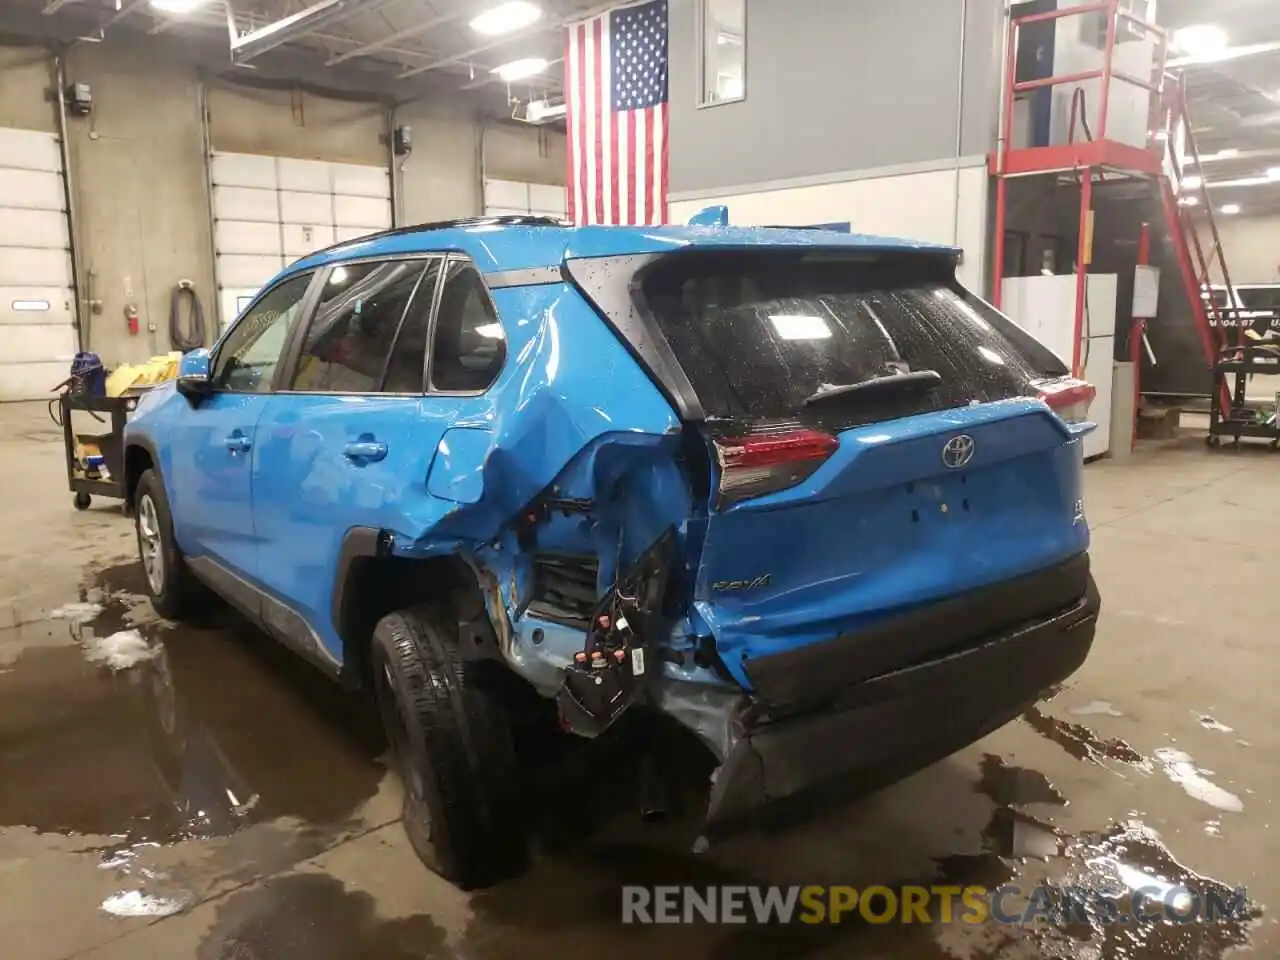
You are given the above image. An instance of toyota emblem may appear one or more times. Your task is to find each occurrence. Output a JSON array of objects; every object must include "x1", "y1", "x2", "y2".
[{"x1": 942, "y1": 434, "x2": 975, "y2": 469}]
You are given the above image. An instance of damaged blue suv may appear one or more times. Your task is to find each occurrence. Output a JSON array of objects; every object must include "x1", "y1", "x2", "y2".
[{"x1": 124, "y1": 215, "x2": 1101, "y2": 888}]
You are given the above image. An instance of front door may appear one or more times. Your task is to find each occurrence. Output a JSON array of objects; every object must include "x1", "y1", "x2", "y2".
[{"x1": 167, "y1": 271, "x2": 315, "y2": 580}]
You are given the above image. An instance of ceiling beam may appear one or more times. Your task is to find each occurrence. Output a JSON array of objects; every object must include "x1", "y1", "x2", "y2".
[
  {"x1": 395, "y1": 0, "x2": 620, "y2": 80},
  {"x1": 462, "y1": 56, "x2": 564, "y2": 90},
  {"x1": 325, "y1": 9, "x2": 461, "y2": 66},
  {"x1": 396, "y1": 22, "x2": 549, "y2": 79},
  {"x1": 229, "y1": 0, "x2": 351, "y2": 64},
  {"x1": 100, "y1": 0, "x2": 151, "y2": 32}
]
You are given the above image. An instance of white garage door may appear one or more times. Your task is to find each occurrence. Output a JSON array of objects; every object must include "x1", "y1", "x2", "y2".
[
  {"x1": 211, "y1": 152, "x2": 392, "y2": 328},
  {"x1": 0, "y1": 128, "x2": 75, "y2": 401},
  {"x1": 484, "y1": 178, "x2": 567, "y2": 220}
]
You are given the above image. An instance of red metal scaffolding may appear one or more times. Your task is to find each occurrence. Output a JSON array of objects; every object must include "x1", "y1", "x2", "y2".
[{"x1": 990, "y1": 0, "x2": 1241, "y2": 414}]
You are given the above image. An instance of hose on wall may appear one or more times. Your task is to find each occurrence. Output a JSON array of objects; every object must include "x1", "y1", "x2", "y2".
[{"x1": 169, "y1": 280, "x2": 207, "y2": 352}]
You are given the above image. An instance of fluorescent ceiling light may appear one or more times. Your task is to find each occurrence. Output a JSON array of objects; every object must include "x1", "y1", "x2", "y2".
[
  {"x1": 470, "y1": 2, "x2": 542, "y2": 36},
  {"x1": 1182, "y1": 174, "x2": 1203, "y2": 189},
  {"x1": 1200, "y1": 148, "x2": 1239, "y2": 162},
  {"x1": 11, "y1": 299, "x2": 51, "y2": 312},
  {"x1": 1269, "y1": 167, "x2": 1280, "y2": 180},
  {"x1": 1179, "y1": 195, "x2": 1199, "y2": 206},
  {"x1": 768, "y1": 314, "x2": 831, "y2": 340},
  {"x1": 492, "y1": 57, "x2": 548, "y2": 82},
  {"x1": 149, "y1": 0, "x2": 211, "y2": 13},
  {"x1": 1172, "y1": 24, "x2": 1229, "y2": 61},
  {"x1": 1220, "y1": 203, "x2": 1241, "y2": 215}
]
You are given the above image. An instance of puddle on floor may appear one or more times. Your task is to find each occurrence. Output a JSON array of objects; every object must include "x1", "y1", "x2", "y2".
[
  {"x1": 978, "y1": 753, "x2": 1067, "y2": 808},
  {"x1": 0, "y1": 560, "x2": 1267, "y2": 959},
  {"x1": 0, "y1": 561, "x2": 386, "y2": 845},
  {"x1": 198, "y1": 874, "x2": 449, "y2": 960},
  {"x1": 1021, "y1": 704, "x2": 1147, "y2": 765}
]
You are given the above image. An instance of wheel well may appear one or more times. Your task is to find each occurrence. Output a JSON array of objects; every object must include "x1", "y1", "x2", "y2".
[
  {"x1": 336, "y1": 554, "x2": 498, "y2": 691},
  {"x1": 124, "y1": 445, "x2": 155, "y2": 507}
]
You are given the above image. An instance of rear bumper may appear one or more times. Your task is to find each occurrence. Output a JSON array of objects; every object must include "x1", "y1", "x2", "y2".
[{"x1": 704, "y1": 569, "x2": 1100, "y2": 831}]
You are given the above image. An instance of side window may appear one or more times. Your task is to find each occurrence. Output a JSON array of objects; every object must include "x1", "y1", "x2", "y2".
[
  {"x1": 213, "y1": 273, "x2": 313, "y2": 393},
  {"x1": 290, "y1": 260, "x2": 428, "y2": 393},
  {"x1": 382, "y1": 259, "x2": 443, "y2": 393},
  {"x1": 430, "y1": 260, "x2": 506, "y2": 393}
]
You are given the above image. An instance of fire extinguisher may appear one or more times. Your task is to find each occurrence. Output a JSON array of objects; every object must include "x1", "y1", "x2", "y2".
[{"x1": 124, "y1": 302, "x2": 139, "y2": 336}]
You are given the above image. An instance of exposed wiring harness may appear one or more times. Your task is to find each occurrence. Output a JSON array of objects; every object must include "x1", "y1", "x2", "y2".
[{"x1": 169, "y1": 279, "x2": 207, "y2": 352}]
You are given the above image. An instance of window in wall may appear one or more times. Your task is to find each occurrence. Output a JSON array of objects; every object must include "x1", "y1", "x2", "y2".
[
  {"x1": 214, "y1": 273, "x2": 313, "y2": 394},
  {"x1": 698, "y1": 0, "x2": 745, "y2": 106},
  {"x1": 290, "y1": 260, "x2": 428, "y2": 393},
  {"x1": 430, "y1": 261, "x2": 506, "y2": 393}
]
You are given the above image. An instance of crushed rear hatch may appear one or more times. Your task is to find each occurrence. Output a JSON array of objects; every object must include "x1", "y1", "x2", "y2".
[{"x1": 566, "y1": 246, "x2": 1094, "y2": 701}]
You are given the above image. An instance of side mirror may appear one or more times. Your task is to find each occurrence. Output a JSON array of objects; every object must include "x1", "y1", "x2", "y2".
[{"x1": 176, "y1": 348, "x2": 212, "y2": 403}]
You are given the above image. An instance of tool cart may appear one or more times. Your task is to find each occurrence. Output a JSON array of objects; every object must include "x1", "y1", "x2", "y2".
[
  {"x1": 60, "y1": 391, "x2": 142, "y2": 510},
  {"x1": 1206, "y1": 341, "x2": 1280, "y2": 449}
]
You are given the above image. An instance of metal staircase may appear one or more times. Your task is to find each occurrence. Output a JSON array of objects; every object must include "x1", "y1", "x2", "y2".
[{"x1": 991, "y1": 0, "x2": 1242, "y2": 415}]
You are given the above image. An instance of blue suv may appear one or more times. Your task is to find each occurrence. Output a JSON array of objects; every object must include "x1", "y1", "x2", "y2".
[{"x1": 124, "y1": 215, "x2": 1100, "y2": 888}]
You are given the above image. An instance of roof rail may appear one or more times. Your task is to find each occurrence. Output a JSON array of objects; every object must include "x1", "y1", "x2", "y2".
[{"x1": 304, "y1": 215, "x2": 567, "y2": 260}]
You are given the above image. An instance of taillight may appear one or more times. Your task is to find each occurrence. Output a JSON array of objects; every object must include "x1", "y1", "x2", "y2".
[
  {"x1": 1035, "y1": 377, "x2": 1096, "y2": 424},
  {"x1": 713, "y1": 427, "x2": 838, "y2": 507}
]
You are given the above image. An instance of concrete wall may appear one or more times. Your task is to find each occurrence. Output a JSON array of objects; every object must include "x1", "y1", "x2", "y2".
[
  {"x1": 0, "y1": 45, "x2": 55, "y2": 133},
  {"x1": 0, "y1": 38, "x2": 566, "y2": 373},
  {"x1": 1198, "y1": 215, "x2": 1280, "y2": 284},
  {"x1": 207, "y1": 84, "x2": 386, "y2": 165},
  {"x1": 667, "y1": 0, "x2": 1004, "y2": 195},
  {"x1": 63, "y1": 41, "x2": 214, "y2": 366}
]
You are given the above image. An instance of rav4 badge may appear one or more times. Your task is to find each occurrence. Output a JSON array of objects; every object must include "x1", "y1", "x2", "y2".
[{"x1": 712, "y1": 575, "x2": 773, "y2": 593}]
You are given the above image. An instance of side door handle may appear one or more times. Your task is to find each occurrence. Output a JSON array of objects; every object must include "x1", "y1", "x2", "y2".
[
  {"x1": 343, "y1": 440, "x2": 388, "y2": 463},
  {"x1": 223, "y1": 433, "x2": 252, "y2": 454}
]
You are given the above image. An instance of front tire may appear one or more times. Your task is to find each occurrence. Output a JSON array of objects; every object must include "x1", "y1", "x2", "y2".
[
  {"x1": 134, "y1": 469, "x2": 205, "y2": 620},
  {"x1": 371, "y1": 604, "x2": 528, "y2": 889}
]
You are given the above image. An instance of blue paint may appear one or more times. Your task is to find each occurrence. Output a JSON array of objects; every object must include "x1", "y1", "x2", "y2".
[
  {"x1": 126, "y1": 218, "x2": 1091, "y2": 754},
  {"x1": 686, "y1": 205, "x2": 730, "y2": 226}
]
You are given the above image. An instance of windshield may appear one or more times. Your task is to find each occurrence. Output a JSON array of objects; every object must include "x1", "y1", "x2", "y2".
[{"x1": 637, "y1": 250, "x2": 1067, "y2": 428}]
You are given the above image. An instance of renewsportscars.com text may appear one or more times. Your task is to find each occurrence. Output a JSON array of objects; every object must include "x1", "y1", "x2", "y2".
[{"x1": 621, "y1": 884, "x2": 1250, "y2": 926}]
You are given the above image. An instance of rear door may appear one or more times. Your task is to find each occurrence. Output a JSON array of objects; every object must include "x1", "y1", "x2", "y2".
[
  {"x1": 574, "y1": 248, "x2": 1092, "y2": 684},
  {"x1": 252, "y1": 255, "x2": 444, "y2": 662}
]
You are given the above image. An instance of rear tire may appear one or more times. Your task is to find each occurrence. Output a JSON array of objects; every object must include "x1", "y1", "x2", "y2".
[
  {"x1": 371, "y1": 604, "x2": 528, "y2": 889},
  {"x1": 134, "y1": 469, "x2": 206, "y2": 620}
]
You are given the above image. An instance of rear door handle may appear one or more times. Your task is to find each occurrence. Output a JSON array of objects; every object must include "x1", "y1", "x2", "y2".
[
  {"x1": 223, "y1": 434, "x2": 252, "y2": 453},
  {"x1": 343, "y1": 441, "x2": 388, "y2": 463}
]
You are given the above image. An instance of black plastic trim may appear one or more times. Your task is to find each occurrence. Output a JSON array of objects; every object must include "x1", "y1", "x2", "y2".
[
  {"x1": 188, "y1": 555, "x2": 341, "y2": 679},
  {"x1": 486, "y1": 266, "x2": 566, "y2": 289},
  {"x1": 331, "y1": 526, "x2": 390, "y2": 644},
  {"x1": 744, "y1": 553, "x2": 1094, "y2": 711},
  {"x1": 706, "y1": 576, "x2": 1099, "y2": 831}
]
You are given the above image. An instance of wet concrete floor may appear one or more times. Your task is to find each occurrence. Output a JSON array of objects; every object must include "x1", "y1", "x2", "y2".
[{"x1": 1, "y1": 401, "x2": 1277, "y2": 958}]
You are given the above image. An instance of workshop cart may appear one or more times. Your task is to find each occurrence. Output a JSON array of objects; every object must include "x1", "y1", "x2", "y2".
[
  {"x1": 1206, "y1": 342, "x2": 1280, "y2": 449},
  {"x1": 60, "y1": 392, "x2": 141, "y2": 510}
]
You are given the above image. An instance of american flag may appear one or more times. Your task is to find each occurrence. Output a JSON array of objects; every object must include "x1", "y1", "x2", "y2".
[{"x1": 565, "y1": 0, "x2": 669, "y2": 226}]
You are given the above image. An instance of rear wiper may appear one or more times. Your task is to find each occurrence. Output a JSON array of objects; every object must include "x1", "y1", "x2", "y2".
[{"x1": 803, "y1": 369, "x2": 942, "y2": 406}]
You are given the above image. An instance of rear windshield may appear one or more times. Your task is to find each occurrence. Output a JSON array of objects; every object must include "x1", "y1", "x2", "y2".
[{"x1": 637, "y1": 250, "x2": 1067, "y2": 427}]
